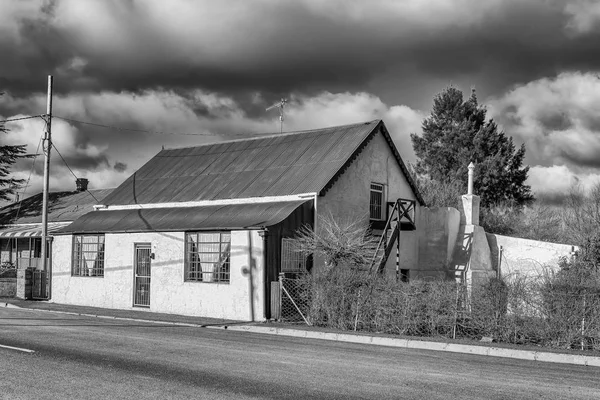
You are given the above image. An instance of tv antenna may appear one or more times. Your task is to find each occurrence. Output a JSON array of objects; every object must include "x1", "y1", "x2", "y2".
[{"x1": 266, "y1": 98, "x2": 287, "y2": 133}]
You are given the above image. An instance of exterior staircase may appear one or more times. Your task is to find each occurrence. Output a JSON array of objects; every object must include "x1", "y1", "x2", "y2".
[{"x1": 369, "y1": 198, "x2": 417, "y2": 275}]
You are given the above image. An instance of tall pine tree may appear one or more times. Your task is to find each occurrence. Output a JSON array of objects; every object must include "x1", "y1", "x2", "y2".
[
  {"x1": 0, "y1": 93, "x2": 30, "y2": 202},
  {"x1": 411, "y1": 87, "x2": 533, "y2": 206}
]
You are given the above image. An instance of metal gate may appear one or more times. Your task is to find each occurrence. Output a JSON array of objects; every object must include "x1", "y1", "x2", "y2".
[
  {"x1": 32, "y1": 270, "x2": 47, "y2": 299},
  {"x1": 278, "y1": 275, "x2": 311, "y2": 325},
  {"x1": 133, "y1": 244, "x2": 151, "y2": 307}
]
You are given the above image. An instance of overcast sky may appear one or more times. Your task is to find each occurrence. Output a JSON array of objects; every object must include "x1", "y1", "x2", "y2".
[{"x1": 2, "y1": 0, "x2": 600, "y2": 201}]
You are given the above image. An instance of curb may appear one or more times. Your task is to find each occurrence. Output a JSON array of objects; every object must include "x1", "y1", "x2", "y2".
[
  {"x1": 3, "y1": 302, "x2": 21, "y2": 309},
  {"x1": 213, "y1": 325, "x2": 600, "y2": 368},
  {"x1": 5, "y1": 306, "x2": 600, "y2": 367}
]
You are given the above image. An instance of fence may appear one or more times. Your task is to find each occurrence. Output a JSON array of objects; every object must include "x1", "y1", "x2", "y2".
[
  {"x1": 278, "y1": 275, "x2": 311, "y2": 324},
  {"x1": 273, "y1": 269, "x2": 600, "y2": 351}
]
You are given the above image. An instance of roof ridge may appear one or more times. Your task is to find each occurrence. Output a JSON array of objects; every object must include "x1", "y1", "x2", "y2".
[{"x1": 161, "y1": 119, "x2": 381, "y2": 152}]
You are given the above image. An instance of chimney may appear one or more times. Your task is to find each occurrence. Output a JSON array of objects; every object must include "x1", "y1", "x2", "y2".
[{"x1": 76, "y1": 178, "x2": 89, "y2": 192}]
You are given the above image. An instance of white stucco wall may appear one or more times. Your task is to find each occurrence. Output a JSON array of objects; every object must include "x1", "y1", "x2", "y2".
[
  {"x1": 51, "y1": 230, "x2": 265, "y2": 321},
  {"x1": 316, "y1": 130, "x2": 420, "y2": 273},
  {"x1": 487, "y1": 233, "x2": 575, "y2": 279}
]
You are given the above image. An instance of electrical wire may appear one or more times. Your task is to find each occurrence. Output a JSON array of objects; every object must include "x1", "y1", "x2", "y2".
[
  {"x1": 53, "y1": 115, "x2": 221, "y2": 137},
  {"x1": 52, "y1": 115, "x2": 269, "y2": 138},
  {"x1": 51, "y1": 143, "x2": 100, "y2": 203},
  {"x1": 0, "y1": 115, "x2": 44, "y2": 124}
]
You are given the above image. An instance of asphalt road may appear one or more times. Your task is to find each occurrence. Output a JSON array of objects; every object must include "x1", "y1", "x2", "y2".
[{"x1": 0, "y1": 308, "x2": 599, "y2": 400}]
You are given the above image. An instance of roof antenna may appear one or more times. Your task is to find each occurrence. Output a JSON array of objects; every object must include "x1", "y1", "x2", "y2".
[{"x1": 266, "y1": 98, "x2": 287, "y2": 133}]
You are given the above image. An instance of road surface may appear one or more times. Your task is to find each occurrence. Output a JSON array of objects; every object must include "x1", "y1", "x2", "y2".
[{"x1": 0, "y1": 307, "x2": 599, "y2": 399}]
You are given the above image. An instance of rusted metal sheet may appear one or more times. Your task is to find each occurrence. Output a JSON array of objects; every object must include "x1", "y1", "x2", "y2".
[
  {"x1": 101, "y1": 120, "x2": 382, "y2": 205},
  {"x1": 57, "y1": 200, "x2": 312, "y2": 234}
]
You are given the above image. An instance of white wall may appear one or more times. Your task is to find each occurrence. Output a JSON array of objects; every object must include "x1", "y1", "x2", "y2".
[
  {"x1": 487, "y1": 233, "x2": 575, "y2": 279},
  {"x1": 51, "y1": 230, "x2": 265, "y2": 321},
  {"x1": 416, "y1": 207, "x2": 461, "y2": 280},
  {"x1": 316, "y1": 130, "x2": 420, "y2": 273}
]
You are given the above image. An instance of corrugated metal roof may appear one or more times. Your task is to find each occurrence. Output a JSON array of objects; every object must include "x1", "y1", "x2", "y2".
[
  {"x1": 0, "y1": 222, "x2": 70, "y2": 238},
  {"x1": 101, "y1": 120, "x2": 385, "y2": 205},
  {"x1": 0, "y1": 189, "x2": 113, "y2": 225},
  {"x1": 57, "y1": 200, "x2": 311, "y2": 234}
]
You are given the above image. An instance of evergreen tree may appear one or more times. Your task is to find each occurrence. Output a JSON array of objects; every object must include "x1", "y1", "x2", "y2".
[
  {"x1": 411, "y1": 87, "x2": 533, "y2": 206},
  {"x1": 0, "y1": 94, "x2": 29, "y2": 201}
]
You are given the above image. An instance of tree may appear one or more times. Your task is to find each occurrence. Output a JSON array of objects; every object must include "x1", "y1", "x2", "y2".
[
  {"x1": 0, "y1": 93, "x2": 30, "y2": 201},
  {"x1": 411, "y1": 87, "x2": 533, "y2": 206}
]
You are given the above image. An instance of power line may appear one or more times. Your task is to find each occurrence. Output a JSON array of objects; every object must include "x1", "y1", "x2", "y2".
[
  {"x1": 0, "y1": 115, "x2": 44, "y2": 124},
  {"x1": 53, "y1": 115, "x2": 221, "y2": 137},
  {"x1": 51, "y1": 142, "x2": 100, "y2": 203}
]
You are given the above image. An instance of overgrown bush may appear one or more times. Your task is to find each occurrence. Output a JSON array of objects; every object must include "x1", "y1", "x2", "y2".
[
  {"x1": 289, "y1": 211, "x2": 600, "y2": 351},
  {"x1": 0, "y1": 261, "x2": 16, "y2": 278},
  {"x1": 538, "y1": 238, "x2": 600, "y2": 350},
  {"x1": 298, "y1": 263, "x2": 600, "y2": 350}
]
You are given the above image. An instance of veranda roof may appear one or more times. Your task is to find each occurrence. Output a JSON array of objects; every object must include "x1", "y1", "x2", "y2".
[
  {"x1": 57, "y1": 200, "x2": 312, "y2": 234},
  {"x1": 0, "y1": 222, "x2": 71, "y2": 238}
]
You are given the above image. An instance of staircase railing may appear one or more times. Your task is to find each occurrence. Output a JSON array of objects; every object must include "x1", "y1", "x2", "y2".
[{"x1": 368, "y1": 198, "x2": 416, "y2": 274}]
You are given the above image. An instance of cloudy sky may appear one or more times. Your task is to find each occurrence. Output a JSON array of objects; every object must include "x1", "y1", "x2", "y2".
[{"x1": 2, "y1": 0, "x2": 600, "y2": 202}]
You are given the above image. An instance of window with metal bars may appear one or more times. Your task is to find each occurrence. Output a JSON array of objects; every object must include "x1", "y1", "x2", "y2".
[
  {"x1": 281, "y1": 238, "x2": 307, "y2": 273},
  {"x1": 72, "y1": 234, "x2": 105, "y2": 277},
  {"x1": 185, "y1": 232, "x2": 231, "y2": 283},
  {"x1": 370, "y1": 183, "x2": 385, "y2": 220}
]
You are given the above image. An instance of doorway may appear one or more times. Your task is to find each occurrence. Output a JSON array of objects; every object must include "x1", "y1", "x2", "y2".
[{"x1": 133, "y1": 243, "x2": 151, "y2": 307}]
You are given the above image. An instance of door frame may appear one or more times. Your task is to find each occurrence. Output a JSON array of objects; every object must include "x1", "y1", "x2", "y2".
[{"x1": 133, "y1": 242, "x2": 152, "y2": 308}]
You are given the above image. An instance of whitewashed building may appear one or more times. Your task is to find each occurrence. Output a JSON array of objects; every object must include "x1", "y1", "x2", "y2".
[{"x1": 52, "y1": 120, "x2": 424, "y2": 321}]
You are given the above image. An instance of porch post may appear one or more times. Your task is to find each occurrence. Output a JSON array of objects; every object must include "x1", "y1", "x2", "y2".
[{"x1": 258, "y1": 229, "x2": 269, "y2": 319}]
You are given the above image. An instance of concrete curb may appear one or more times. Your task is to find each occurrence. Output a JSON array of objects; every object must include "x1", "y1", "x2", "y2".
[
  {"x1": 214, "y1": 325, "x2": 600, "y2": 368},
  {"x1": 2, "y1": 302, "x2": 21, "y2": 309},
  {"x1": 6, "y1": 305, "x2": 600, "y2": 367}
]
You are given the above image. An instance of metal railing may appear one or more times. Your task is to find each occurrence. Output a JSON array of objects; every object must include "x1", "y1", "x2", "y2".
[
  {"x1": 17, "y1": 257, "x2": 44, "y2": 269},
  {"x1": 369, "y1": 198, "x2": 416, "y2": 273}
]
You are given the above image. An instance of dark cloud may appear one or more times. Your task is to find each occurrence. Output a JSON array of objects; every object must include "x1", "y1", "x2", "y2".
[
  {"x1": 113, "y1": 162, "x2": 127, "y2": 172},
  {"x1": 1, "y1": 0, "x2": 600, "y2": 110},
  {"x1": 3, "y1": 0, "x2": 600, "y2": 196},
  {"x1": 538, "y1": 112, "x2": 573, "y2": 132}
]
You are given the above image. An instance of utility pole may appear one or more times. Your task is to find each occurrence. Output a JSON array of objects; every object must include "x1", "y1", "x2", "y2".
[{"x1": 41, "y1": 75, "x2": 53, "y2": 298}]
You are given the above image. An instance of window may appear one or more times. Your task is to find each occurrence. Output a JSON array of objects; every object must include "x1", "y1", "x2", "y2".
[
  {"x1": 281, "y1": 238, "x2": 307, "y2": 273},
  {"x1": 185, "y1": 232, "x2": 231, "y2": 283},
  {"x1": 370, "y1": 183, "x2": 385, "y2": 220},
  {"x1": 72, "y1": 234, "x2": 105, "y2": 277}
]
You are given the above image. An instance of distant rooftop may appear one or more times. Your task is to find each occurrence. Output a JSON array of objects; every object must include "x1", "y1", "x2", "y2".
[{"x1": 0, "y1": 188, "x2": 113, "y2": 225}]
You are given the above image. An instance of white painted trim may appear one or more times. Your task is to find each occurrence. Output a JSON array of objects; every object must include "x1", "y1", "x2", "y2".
[
  {"x1": 94, "y1": 193, "x2": 318, "y2": 211},
  {"x1": 0, "y1": 222, "x2": 71, "y2": 228},
  {"x1": 0, "y1": 343, "x2": 35, "y2": 353}
]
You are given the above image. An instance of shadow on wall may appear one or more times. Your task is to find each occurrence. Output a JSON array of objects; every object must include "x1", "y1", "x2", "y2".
[
  {"x1": 242, "y1": 231, "x2": 258, "y2": 321},
  {"x1": 487, "y1": 234, "x2": 500, "y2": 272},
  {"x1": 453, "y1": 228, "x2": 473, "y2": 282}
]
